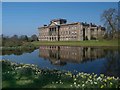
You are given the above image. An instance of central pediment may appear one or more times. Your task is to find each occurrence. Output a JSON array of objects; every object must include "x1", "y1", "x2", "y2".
[
  {"x1": 49, "y1": 22, "x2": 58, "y2": 26},
  {"x1": 49, "y1": 18, "x2": 67, "y2": 26}
]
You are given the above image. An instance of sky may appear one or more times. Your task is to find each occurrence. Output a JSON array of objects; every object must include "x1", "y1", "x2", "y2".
[
  {"x1": 2, "y1": 0, "x2": 120, "y2": 2},
  {"x1": 2, "y1": 2, "x2": 118, "y2": 36}
]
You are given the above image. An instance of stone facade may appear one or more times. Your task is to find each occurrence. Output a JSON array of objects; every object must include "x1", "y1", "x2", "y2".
[{"x1": 38, "y1": 19, "x2": 105, "y2": 41}]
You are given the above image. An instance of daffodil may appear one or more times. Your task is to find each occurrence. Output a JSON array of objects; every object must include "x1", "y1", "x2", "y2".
[
  {"x1": 74, "y1": 82, "x2": 76, "y2": 85},
  {"x1": 89, "y1": 75, "x2": 92, "y2": 79},
  {"x1": 94, "y1": 74, "x2": 97, "y2": 78},
  {"x1": 107, "y1": 77, "x2": 112, "y2": 80},
  {"x1": 82, "y1": 84, "x2": 85, "y2": 87},
  {"x1": 103, "y1": 79, "x2": 107, "y2": 82},
  {"x1": 74, "y1": 78, "x2": 77, "y2": 81},
  {"x1": 100, "y1": 74, "x2": 104, "y2": 77},
  {"x1": 97, "y1": 76, "x2": 102, "y2": 81},
  {"x1": 94, "y1": 82, "x2": 97, "y2": 84},
  {"x1": 70, "y1": 85, "x2": 73, "y2": 87},
  {"x1": 100, "y1": 85, "x2": 104, "y2": 88},
  {"x1": 110, "y1": 82, "x2": 113, "y2": 86}
]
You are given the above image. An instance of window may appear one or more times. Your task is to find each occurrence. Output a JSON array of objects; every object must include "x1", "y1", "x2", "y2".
[
  {"x1": 68, "y1": 26, "x2": 71, "y2": 29},
  {"x1": 69, "y1": 31, "x2": 70, "y2": 34},
  {"x1": 75, "y1": 26, "x2": 77, "y2": 30},
  {"x1": 74, "y1": 31, "x2": 77, "y2": 34},
  {"x1": 66, "y1": 31, "x2": 68, "y2": 34}
]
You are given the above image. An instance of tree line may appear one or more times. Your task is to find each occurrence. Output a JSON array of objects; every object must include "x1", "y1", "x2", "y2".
[{"x1": 1, "y1": 34, "x2": 38, "y2": 47}]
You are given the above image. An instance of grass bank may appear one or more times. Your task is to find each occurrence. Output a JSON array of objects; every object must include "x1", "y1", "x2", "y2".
[
  {"x1": 32, "y1": 40, "x2": 119, "y2": 47},
  {"x1": 2, "y1": 60, "x2": 120, "y2": 88},
  {"x1": 2, "y1": 43, "x2": 39, "y2": 51},
  {"x1": 1, "y1": 42, "x2": 39, "y2": 55}
]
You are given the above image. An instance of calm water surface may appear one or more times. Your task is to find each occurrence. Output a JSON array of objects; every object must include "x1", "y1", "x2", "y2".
[{"x1": 2, "y1": 46, "x2": 120, "y2": 77}]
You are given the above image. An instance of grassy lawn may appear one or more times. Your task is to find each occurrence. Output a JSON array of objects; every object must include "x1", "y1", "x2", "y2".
[{"x1": 32, "y1": 40, "x2": 119, "y2": 47}]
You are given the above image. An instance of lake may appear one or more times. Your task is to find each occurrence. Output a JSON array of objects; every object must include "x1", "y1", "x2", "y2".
[{"x1": 2, "y1": 46, "x2": 120, "y2": 77}]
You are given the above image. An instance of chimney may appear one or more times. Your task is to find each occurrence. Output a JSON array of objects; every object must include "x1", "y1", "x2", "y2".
[
  {"x1": 44, "y1": 25, "x2": 47, "y2": 27},
  {"x1": 90, "y1": 23, "x2": 92, "y2": 26}
]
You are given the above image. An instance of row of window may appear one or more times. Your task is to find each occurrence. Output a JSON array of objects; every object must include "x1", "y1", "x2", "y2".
[
  {"x1": 40, "y1": 27, "x2": 103, "y2": 35},
  {"x1": 60, "y1": 31, "x2": 77, "y2": 35},
  {"x1": 60, "y1": 26, "x2": 78, "y2": 30},
  {"x1": 40, "y1": 36, "x2": 77, "y2": 39},
  {"x1": 49, "y1": 28, "x2": 57, "y2": 32},
  {"x1": 40, "y1": 31, "x2": 77, "y2": 35},
  {"x1": 60, "y1": 36, "x2": 77, "y2": 39}
]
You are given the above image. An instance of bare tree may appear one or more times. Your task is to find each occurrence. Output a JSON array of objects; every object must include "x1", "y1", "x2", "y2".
[{"x1": 101, "y1": 8, "x2": 119, "y2": 39}]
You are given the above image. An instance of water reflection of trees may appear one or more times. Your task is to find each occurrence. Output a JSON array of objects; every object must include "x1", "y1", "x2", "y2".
[
  {"x1": 103, "y1": 50, "x2": 120, "y2": 77},
  {"x1": 39, "y1": 46, "x2": 106, "y2": 66},
  {"x1": 2, "y1": 49, "x2": 36, "y2": 56}
]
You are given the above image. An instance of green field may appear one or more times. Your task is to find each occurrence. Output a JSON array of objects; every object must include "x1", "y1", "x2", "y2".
[{"x1": 32, "y1": 40, "x2": 119, "y2": 47}]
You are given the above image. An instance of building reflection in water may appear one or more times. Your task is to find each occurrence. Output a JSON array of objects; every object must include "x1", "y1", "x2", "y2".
[{"x1": 39, "y1": 46, "x2": 106, "y2": 66}]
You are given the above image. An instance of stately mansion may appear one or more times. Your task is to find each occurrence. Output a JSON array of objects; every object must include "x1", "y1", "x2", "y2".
[{"x1": 38, "y1": 19, "x2": 105, "y2": 41}]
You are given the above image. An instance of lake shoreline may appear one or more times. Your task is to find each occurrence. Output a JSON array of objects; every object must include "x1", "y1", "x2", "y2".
[
  {"x1": 1, "y1": 45, "x2": 118, "y2": 52},
  {"x1": 32, "y1": 40, "x2": 119, "y2": 47},
  {"x1": 2, "y1": 60, "x2": 120, "y2": 88}
]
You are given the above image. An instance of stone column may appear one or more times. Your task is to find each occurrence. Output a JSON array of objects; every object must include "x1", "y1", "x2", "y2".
[
  {"x1": 49, "y1": 28, "x2": 51, "y2": 41},
  {"x1": 94, "y1": 28, "x2": 97, "y2": 39},
  {"x1": 56, "y1": 26, "x2": 60, "y2": 41},
  {"x1": 88, "y1": 28, "x2": 91, "y2": 40},
  {"x1": 79, "y1": 25, "x2": 83, "y2": 41},
  {"x1": 55, "y1": 27, "x2": 56, "y2": 33},
  {"x1": 52, "y1": 28, "x2": 53, "y2": 41}
]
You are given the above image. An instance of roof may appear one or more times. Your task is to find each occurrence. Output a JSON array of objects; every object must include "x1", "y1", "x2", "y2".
[
  {"x1": 38, "y1": 22, "x2": 80, "y2": 29},
  {"x1": 51, "y1": 18, "x2": 67, "y2": 22},
  {"x1": 38, "y1": 19, "x2": 105, "y2": 30}
]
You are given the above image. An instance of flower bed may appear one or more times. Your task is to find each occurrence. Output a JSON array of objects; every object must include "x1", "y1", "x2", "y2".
[{"x1": 1, "y1": 60, "x2": 120, "y2": 88}]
